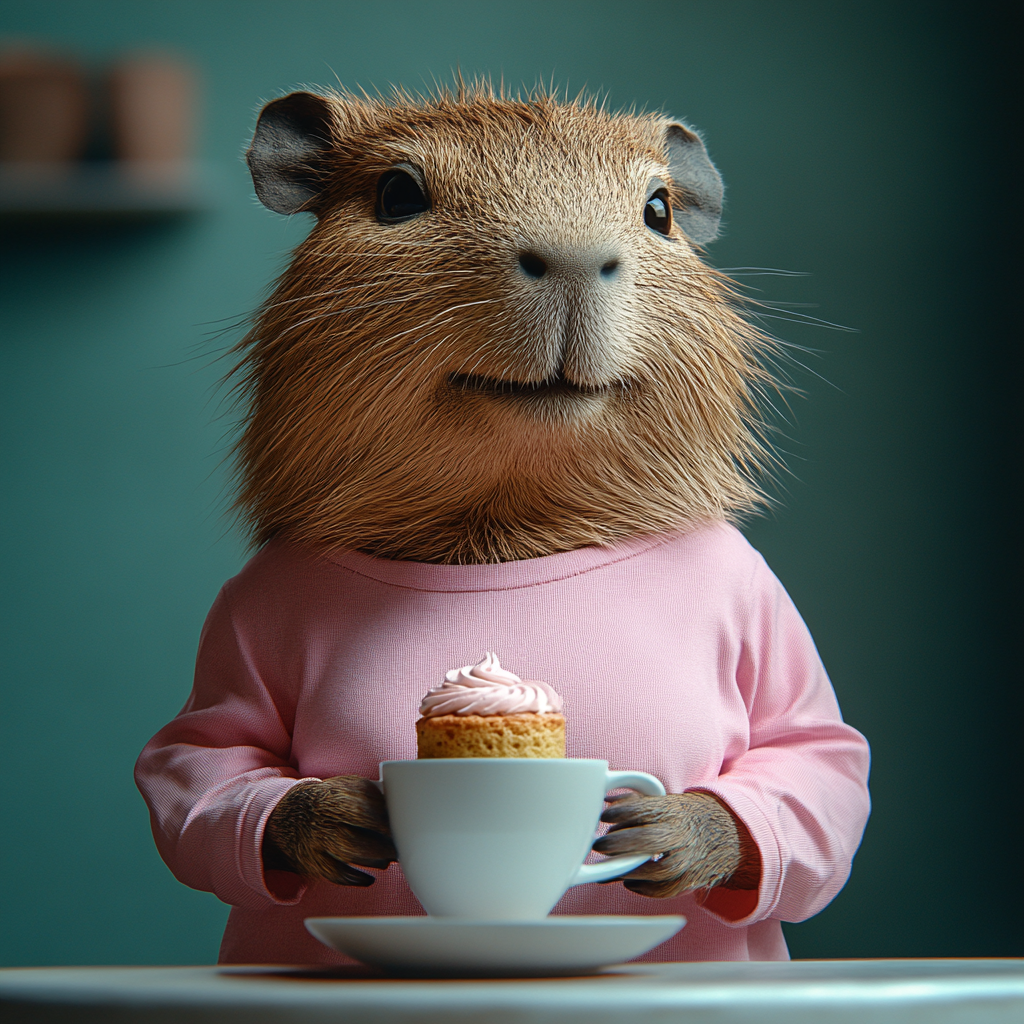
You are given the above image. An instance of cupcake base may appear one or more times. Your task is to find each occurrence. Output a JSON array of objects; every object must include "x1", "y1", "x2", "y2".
[{"x1": 416, "y1": 712, "x2": 566, "y2": 759}]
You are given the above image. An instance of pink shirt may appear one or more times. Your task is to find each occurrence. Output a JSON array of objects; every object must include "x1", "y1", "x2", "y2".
[{"x1": 135, "y1": 522, "x2": 870, "y2": 964}]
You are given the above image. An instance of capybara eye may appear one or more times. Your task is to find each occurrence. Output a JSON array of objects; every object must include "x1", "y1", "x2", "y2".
[
  {"x1": 644, "y1": 189, "x2": 672, "y2": 235},
  {"x1": 377, "y1": 168, "x2": 430, "y2": 222}
]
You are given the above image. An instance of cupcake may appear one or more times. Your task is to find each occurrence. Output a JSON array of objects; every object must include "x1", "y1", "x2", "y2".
[{"x1": 416, "y1": 652, "x2": 565, "y2": 758}]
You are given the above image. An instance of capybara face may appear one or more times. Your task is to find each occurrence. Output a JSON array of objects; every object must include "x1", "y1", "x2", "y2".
[{"x1": 236, "y1": 85, "x2": 771, "y2": 563}]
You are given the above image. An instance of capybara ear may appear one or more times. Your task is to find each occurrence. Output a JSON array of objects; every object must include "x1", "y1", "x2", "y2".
[
  {"x1": 663, "y1": 123, "x2": 724, "y2": 245},
  {"x1": 247, "y1": 91, "x2": 335, "y2": 215}
]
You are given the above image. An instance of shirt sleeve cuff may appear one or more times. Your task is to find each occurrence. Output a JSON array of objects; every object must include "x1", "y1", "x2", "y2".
[
  {"x1": 686, "y1": 783, "x2": 783, "y2": 927},
  {"x1": 238, "y1": 775, "x2": 322, "y2": 906}
]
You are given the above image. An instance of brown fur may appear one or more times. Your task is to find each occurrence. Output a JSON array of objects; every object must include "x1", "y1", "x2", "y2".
[
  {"x1": 263, "y1": 776, "x2": 397, "y2": 886},
  {"x1": 594, "y1": 791, "x2": 761, "y2": 895},
  {"x1": 232, "y1": 83, "x2": 775, "y2": 564},
  {"x1": 249, "y1": 82, "x2": 774, "y2": 890}
]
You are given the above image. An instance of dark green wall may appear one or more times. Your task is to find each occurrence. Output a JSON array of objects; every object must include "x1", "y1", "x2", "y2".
[{"x1": 1, "y1": 1, "x2": 1019, "y2": 966}]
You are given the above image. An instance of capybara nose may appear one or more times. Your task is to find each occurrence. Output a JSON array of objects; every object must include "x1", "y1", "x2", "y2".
[{"x1": 518, "y1": 245, "x2": 623, "y2": 283}]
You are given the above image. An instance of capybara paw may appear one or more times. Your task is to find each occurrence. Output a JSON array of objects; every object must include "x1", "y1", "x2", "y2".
[
  {"x1": 593, "y1": 790, "x2": 761, "y2": 897},
  {"x1": 263, "y1": 775, "x2": 397, "y2": 886}
]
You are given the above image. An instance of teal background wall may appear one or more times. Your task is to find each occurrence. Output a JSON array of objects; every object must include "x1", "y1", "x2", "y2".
[{"x1": 1, "y1": 1, "x2": 1019, "y2": 965}]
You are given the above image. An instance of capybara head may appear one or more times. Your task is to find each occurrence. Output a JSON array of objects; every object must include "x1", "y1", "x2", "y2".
[{"x1": 235, "y1": 83, "x2": 772, "y2": 563}]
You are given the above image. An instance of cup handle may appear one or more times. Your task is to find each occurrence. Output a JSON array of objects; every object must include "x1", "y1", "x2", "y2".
[{"x1": 568, "y1": 769, "x2": 667, "y2": 886}]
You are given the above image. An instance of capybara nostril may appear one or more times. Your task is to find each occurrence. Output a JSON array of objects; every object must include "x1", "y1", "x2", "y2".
[{"x1": 518, "y1": 252, "x2": 547, "y2": 279}]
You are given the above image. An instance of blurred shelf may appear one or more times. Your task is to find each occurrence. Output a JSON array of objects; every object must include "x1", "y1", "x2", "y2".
[{"x1": 0, "y1": 161, "x2": 216, "y2": 222}]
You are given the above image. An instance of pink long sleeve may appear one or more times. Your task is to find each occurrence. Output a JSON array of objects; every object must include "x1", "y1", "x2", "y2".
[
  {"x1": 695, "y1": 555, "x2": 870, "y2": 925},
  {"x1": 135, "y1": 587, "x2": 314, "y2": 909},
  {"x1": 135, "y1": 523, "x2": 870, "y2": 963}
]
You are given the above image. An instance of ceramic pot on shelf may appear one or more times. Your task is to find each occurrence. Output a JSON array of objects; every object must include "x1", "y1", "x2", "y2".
[
  {"x1": 108, "y1": 51, "x2": 197, "y2": 181},
  {"x1": 0, "y1": 46, "x2": 89, "y2": 166}
]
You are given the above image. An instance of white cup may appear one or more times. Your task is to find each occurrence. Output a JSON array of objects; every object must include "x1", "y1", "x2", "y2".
[{"x1": 379, "y1": 758, "x2": 666, "y2": 920}]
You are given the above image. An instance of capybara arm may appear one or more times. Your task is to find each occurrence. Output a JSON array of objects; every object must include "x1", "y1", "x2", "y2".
[
  {"x1": 263, "y1": 775, "x2": 397, "y2": 886},
  {"x1": 592, "y1": 791, "x2": 760, "y2": 897},
  {"x1": 593, "y1": 557, "x2": 870, "y2": 920}
]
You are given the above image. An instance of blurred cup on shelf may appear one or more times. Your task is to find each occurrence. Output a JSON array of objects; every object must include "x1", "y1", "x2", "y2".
[
  {"x1": 0, "y1": 45, "x2": 89, "y2": 165},
  {"x1": 108, "y1": 51, "x2": 197, "y2": 179}
]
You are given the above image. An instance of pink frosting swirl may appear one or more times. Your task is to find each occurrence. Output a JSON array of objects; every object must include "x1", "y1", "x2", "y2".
[{"x1": 418, "y1": 652, "x2": 563, "y2": 717}]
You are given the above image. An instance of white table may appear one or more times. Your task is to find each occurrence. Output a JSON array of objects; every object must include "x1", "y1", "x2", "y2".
[{"x1": 1, "y1": 960, "x2": 1022, "y2": 1023}]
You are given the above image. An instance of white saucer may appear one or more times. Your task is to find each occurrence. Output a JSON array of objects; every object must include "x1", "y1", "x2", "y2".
[{"x1": 305, "y1": 915, "x2": 686, "y2": 976}]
